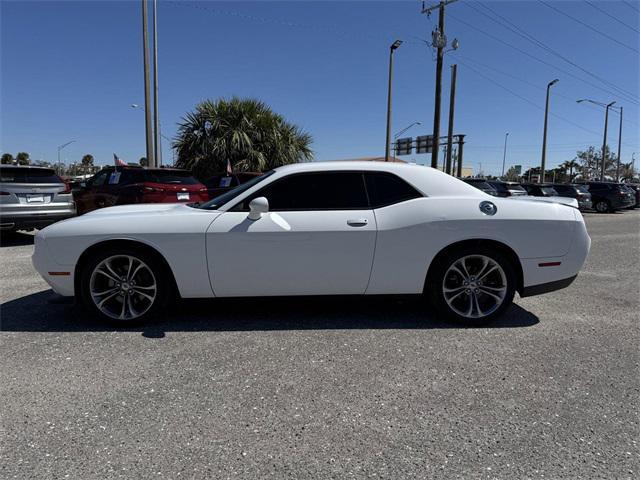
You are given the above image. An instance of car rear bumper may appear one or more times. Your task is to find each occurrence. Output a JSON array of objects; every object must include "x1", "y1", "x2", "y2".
[
  {"x1": 0, "y1": 211, "x2": 76, "y2": 230},
  {"x1": 32, "y1": 233, "x2": 75, "y2": 296},
  {"x1": 520, "y1": 275, "x2": 577, "y2": 297}
]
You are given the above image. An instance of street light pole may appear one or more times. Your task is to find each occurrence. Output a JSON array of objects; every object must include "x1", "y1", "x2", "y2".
[
  {"x1": 152, "y1": 0, "x2": 162, "y2": 167},
  {"x1": 540, "y1": 79, "x2": 559, "y2": 183},
  {"x1": 57, "y1": 140, "x2": 76, "y2": 173},
  {"x1": 502, "y1": 132, "x2": 509, "y2": 177},
  {"x1": 142, "y1": 0, "x2": 155, "y2": 167},
  {"x1": 385, "y1": 40, "x2": 402, "y2": 162},
  {"x1": 600, "y1": 101, "x2": 616, "y2": 181},
  {"x1": 445, "y1": 64, "x2": 457, "y2": 175},
  {"x1": 616, "y1": 106, "x2": 623, "y2": 182}
]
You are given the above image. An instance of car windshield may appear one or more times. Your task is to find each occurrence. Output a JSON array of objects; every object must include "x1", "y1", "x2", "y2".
[
  {"x1": 508, "y1": 184, "x2": 526, "y2": 192},
  {"x1": 0, "y1": 167, "x2": 62, "y2": 184},
  {"x1": 142, "y1": 170, "x2": 200, "y2": 184},
  {"x1": 197, "y1": 170, "x2": 274, "y2": 209},
  {"x1": 541, "y1": 187, "x2": 558, "y2": 195}
]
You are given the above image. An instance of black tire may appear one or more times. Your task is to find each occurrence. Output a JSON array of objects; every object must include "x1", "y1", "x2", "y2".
[
  {"x1": 594, "y1": 199, "x2": 611, "y2": 213},
  {"x1": 80, "y1": 247, "x2": 171, "y2": 326},
  {"x1": 426, "y1": 246, "x2": 516, "y2": 326}
]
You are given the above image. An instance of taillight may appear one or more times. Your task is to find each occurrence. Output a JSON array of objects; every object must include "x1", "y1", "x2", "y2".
[
  {"x1": 60, "y1": 183, "x2": 72, "y2": 194},
  {"x1": 143, "y1": 186, "x2": 165, "y2": 193}
]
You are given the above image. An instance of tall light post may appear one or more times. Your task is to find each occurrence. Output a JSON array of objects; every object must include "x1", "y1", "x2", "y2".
[
  {"x1": 152, "y1": 0, "x2": 162, "y2": 167},
  {"x1": 616, "y1": 106, "x2": 623, "y2": 182},
  {"x1": 57, "y1": 140, "x2": 76, "y2": 174},
  {"x1": 141, "y1": 0, "x2": 155, "y2": 167},
  {"x1": 385, "y1": 40, "x2": 403, "y2": 162},
  {"x1": 501, "y1": 132, "x2": 509, "y2": 177},
  {"x1": 540, "y1": 79, "x2": 559, "y2": 183},
  {"x1": 577, "y1": 99, "x2": 617, "y2": 181}
]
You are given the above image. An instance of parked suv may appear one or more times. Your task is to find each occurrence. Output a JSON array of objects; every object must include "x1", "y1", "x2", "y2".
[
  {"x1": 551, "y1": 183, "x2": 592, "y2": 211},
  {"x1": 620, "y1": 184, "x2": 637, "y2": 209},
  {"x1": 584, "y1": 182, "x2": 634, "y2": 213},
  {"x1": 487, "y1": 181, "x2": 528, "y2": 197},
  {"x1": 521, "y1": 183, "x2": 558, "y2": 197},
  {"x1": 624, "y1": 184, "x2": 640, "y2": 208},
  {"x1": 462, "y1": 178, "x2": 498, "y2": 196},
  {"x1": 0, "y1": 165, "x2": 76, "y2": 232},
  {"x1": 74, "y1": 166, "x2": 209, "y2": 215}
]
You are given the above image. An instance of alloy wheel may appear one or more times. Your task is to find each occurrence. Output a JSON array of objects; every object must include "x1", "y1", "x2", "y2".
[
  {"x1": 89, "y1": 254, "x2": 157, "y2": 320},
  {"x1": 442, "y1": 255, "x2": 507, "y2": 319}
]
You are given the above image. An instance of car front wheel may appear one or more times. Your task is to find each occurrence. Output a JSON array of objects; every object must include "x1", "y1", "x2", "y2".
[
  {"x1": 80, "y1": 248, "x2": 169, "y2": 325},
  {"x1": 428, "y1": 247, "x2": 516, "y2": 326}
]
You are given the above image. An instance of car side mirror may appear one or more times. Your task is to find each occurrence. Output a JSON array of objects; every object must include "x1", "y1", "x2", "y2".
[{"x1": 248, "y1": 197, "x2": 269, "y2": 220}]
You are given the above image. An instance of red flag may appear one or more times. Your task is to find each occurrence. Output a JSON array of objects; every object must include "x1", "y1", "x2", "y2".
[
  {"x1": 113, "y1": 153, "x2": 127, "y2": 167},
  {"x1": 226, "y1": 159, "x2": 233, "y2": 176}
]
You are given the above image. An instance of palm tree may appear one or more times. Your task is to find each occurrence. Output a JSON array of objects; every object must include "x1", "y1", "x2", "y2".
[
  {"x1": 562, "y1": 158, "x2": 579, "y2": 181},
  {"x1": 174, "y1": 97, "x2": 313, "y2": 178}
]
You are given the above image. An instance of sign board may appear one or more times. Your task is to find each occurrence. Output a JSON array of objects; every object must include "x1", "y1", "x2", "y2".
[
  {"x1": 416, "y1": 135, "x2": 432, "y2": 154},
  {"x1": 514, "y1": 165, "x2": 522, "y2": 175},
  {"x1": 395, "y1": 137, "x2": 413, "y2": 156}
]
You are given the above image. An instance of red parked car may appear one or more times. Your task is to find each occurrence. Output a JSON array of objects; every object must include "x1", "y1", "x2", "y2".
[
  {"x1": 74, "y1": 166, "x2": 209, "y2": 215},
  {"x1": 203, "y1": 172, "x2": 262, "y2": 199}
]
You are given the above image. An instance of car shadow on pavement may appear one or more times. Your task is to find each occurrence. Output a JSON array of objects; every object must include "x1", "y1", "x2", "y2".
[
  {"x1": 0, "y1": 290, "x2": 539, "y2": 335},
  {"x1": 0, "y1": 231, "x2": 34, "y2": 247}
]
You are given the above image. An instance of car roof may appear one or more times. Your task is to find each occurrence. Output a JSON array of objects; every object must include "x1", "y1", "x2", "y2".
[
  {"x1": 101, "y1": 166, "x2": 190, "y2": 173},
  {"x1": 0, "y1": 165, "x2": 55, "y2": 170},
  {"x1": 269, "y1": 161, "x2": 484, "y2": 198}
]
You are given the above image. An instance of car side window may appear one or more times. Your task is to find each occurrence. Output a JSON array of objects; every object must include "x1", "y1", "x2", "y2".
[
  {"x1": 89, "y1": 171, "x2": 109, "y2": 187},
  {"x1": 234, "y1": 172, "x2": 369, "y2": 211},
  {"x1": 364, "y1": 172, "x2": 422, "y2": 208}
]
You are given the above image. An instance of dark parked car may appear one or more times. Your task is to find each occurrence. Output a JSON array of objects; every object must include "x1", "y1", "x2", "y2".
[
  {"x1": 0, "y1": 165, "x2": 76, "y2": 232},
  {"x1": 521, "y1": 183, "x2": 558, "y2": 197},
  {"x1": 74, "y1": 166, "x2": 209, "y2": 215},
  {"x1": 462, "y1": 178, "x2": 498, "y2": 196},
  {"x1": 203, "y1": 172, "x2": 262, "y2": 199},
  {"x1": 583, "y1": 182, "x2": 634, "y2": 213},
  {"x1": 624, "y1": 184, "x2": 639, "y2": 208},
  {"x1": 487, "y1": 181, "x2": 528, "y2": 197},
  {"x1": 550, "y1": 183, "x2": 592, "y2": 211},
  {"x1": 620, "y1": 184, "x2": 638, "y2": 209}
]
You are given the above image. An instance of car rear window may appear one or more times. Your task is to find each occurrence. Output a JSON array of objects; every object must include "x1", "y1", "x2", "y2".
[
  {"x1": 0, "y1": 167, "x2": 62, "y2": 184},
  {"x1": 364, "y1": 172, "x2": 422, "y2": 208},
  {"x1": 142, "y1": 170, "x2": 199, "y2": 185},
  {"x1": 541, "y1": 187, "x2": 558, "y2": 195},
  {"x1": 507, "y1": 184, "x2": 526, "y2": 192}
]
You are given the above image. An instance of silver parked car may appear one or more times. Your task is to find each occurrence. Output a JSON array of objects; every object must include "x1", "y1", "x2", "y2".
[{"x1": 0, "y1": 165, "x2": 76, "y2": 232}]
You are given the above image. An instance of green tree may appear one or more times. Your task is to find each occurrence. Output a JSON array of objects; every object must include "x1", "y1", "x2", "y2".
[
  {"x1": 576, "y1": 145, "x2": 617, "y2": 180},
  {"x1": 81, "y1": 154, "x2": 94, "y2": 167},
  {"x1": 174, "y1": 97, "x2": 313, "y2": 178},
  {"x1": 139, "y1": 157, "x2": 148, "y2": 167},
  {"x1": 503, "y1": 166, "x2": 520, "y2": 181},
  {"x1": 16, "y1": 152, "x2": 30, "y2": 165},
  {"x1": 1, "y1": 153, "x2": 14, "y2": 164}
]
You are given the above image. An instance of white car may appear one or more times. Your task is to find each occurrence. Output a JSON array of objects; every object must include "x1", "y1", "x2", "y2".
[{"x1": 33, "y1": 162, "x2": 590, "y2": 325}]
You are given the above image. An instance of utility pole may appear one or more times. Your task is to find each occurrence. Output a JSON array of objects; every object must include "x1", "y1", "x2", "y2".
[
  {"x1": 152, "y1": 0, "x2": 161, "y2": 167},
  {"x1": 456, "y1": 134, "x2": 465, "y2": 178},
  {"x1": 616, "y1": 106, "x2": 623, "y2": 182},
  {"x1": 385, "y1": 40, "x2": 403, "y2": 162},
  {"x1": 422, "y1": 0, "x2": 459, "y2": 169},
  {"x1": 445, "y1": 64, "x2": 457, "y2": 175},
  {"x1": 540, "y1": 79, "x2": 558, "y2": 183},
  {"x1": 601, "y1": 101, "x2": 615, "y2": 181},
  {"x1": 502, "y1": 132, "x2": 509, "y2": 177},
  {"x1": 142, "y1": 0, "x2": 155, "y2": 167}
]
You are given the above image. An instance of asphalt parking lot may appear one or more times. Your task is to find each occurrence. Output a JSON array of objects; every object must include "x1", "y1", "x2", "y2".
[{"x1": 1, "y1": 210, "x2": 639, "y2": 479}]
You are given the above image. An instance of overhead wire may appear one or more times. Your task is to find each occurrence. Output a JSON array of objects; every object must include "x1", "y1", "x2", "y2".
[
  {"x1": 538, "y1": 0, "x2": 639, "y2": 54},
  {"x1": 584, "y1": 0, "x2": 639, "y2": 34}
]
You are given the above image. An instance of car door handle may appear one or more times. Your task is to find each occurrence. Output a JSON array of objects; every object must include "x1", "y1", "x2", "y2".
[{"x1": 347, "y1": 218, "x2": 368, "y2": 227}]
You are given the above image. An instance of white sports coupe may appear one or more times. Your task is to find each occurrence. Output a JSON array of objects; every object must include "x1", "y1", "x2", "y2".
[{"x1": 33, "y1": 162, "x2": 590, "y2": 325}]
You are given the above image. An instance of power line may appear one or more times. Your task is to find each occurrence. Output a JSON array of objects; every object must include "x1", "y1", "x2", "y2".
[
  {"x1": 538, "y1": 0, "x2": 639, "y2": 54},
  {"x1": 622, "y1": 1, "x2": 639, "y2": 14},
  {"x1": 585, "y1": 0, "x2": 639, "y2": 34},
  {"x1": 447, "y1": 12, "x2": 639, "y2": 106},
  {"x1": 454, "y1": 58, "x2": 638, "y2": 149},
  {"x1": 468, "y1": 1, "x2": 638, "y2": 103}
]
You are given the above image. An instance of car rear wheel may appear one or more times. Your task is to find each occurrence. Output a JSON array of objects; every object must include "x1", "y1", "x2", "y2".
[
  {"x1": 427, "y1": 247, "x2": 516, "y2": 326},
  {"x1": 594, "y1": 200, "x2": 610, "y2": 213},
  {"x1": 80, "y1": 248, "x2": 169, "y2": 325}
]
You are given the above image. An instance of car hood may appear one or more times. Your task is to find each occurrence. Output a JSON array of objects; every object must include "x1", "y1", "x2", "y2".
[
  {"x1": 83, "y1": 203, "x2": 190, "y2": 217},
  {"x1": 507, "y1": 196, "x2": 579, "y2": 208}
]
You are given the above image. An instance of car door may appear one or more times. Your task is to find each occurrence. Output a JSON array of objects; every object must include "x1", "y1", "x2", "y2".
[
  {"x1": 205, "y1": 171, "x2": 377, "y2": 297},
  {"x1": 75, "y1": 170, "x2": 109, "y2": 214}
]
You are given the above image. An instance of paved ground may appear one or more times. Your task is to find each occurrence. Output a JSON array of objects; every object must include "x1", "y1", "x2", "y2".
[{"x1": 1, "y1": 210, "x2": 639, "y2": 479}]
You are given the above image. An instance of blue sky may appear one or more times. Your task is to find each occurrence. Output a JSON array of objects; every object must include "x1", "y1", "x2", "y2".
[{"x1": 1, "y1": 0, "x2": 638, "y2": 176}]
